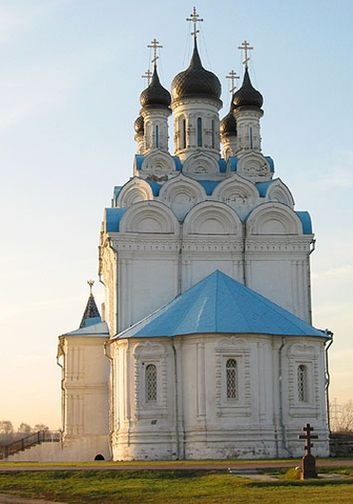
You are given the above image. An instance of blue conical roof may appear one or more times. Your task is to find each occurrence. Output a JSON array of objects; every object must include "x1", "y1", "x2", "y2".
[{"x1": 115, "y1": 270, "x2": 327, "y2": 339}]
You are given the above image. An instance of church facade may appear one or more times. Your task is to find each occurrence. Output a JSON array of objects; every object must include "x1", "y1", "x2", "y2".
[{"x1": 55, "y1": 16, "x2": 332, "y2": 462}]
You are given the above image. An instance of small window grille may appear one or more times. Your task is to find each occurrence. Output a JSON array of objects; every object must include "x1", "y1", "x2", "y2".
[
  {"x1": 297, "y1": 364, "x2": 307, "y2": 402},
  {"x1": 145, "y1": 364, "x2": 157, "y2": 402},
  {"x1": 226, "y1": 358, "x2": 238, "y2": 400}
]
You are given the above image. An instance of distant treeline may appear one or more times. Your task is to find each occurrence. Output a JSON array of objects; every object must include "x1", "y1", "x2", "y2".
[{"x1": 0, "y1": 420, "x2": 51, "y2": 446}]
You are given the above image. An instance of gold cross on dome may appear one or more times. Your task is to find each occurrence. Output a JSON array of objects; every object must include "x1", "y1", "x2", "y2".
[
  {"x1": 87, "y1": 280, "x2": 94, "y2": 295},
  {"x1": 142, "y1": 69, "x2": 153, "y2": 85},
  {"x1": 148, "y1": 38, "x2": 163, "y2": 66},
  {"x1": 238, "y1": 40, "x2": 254, "y2": 67},
  {"x1": 187, "y1": 6, "x2": 203, "y2": 40},
  {"x1": 226, "y1": 70, "x2": 240, "y2": 94}
]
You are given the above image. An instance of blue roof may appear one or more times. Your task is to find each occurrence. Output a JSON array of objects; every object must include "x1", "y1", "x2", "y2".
[
  {"x1": 198, "y1": 180, "x2": 221, "y2": 195},
  {"x1": 265, "y1": 156, "x2": 275, "y2": 173},
  {"x1": 81, "y1": 316, "x2": 101, "y2": 328},
  {"x1": 296, "y1": 211, "x2": 313, "y2": 234},
  {"x1": 256, "y1": 180, "x2": 273, "y2": 197},
  {"x1": 135, "y1": 154, "x2": 144, "y2": 171},
  {"x1": 227, "y1": 156, "x2": 238, "y2": 172},
  {"x1": 113, "y1": 186, "x2": 122, "y2": 199},
  {"x1": 65, "y1": 321, "x2": 109, "y2": 337},
  {"x1": 105, "y1": 208, "x2": 126, "y2": 232},
  {"x1": 146, "y1": 179, "x2": 161, "y2": 196},
  {"x1": 173, "y1": 156, "x2": 182, "y2": 171},
  {"x1": 218, "y1": 159, "x2": 227, "y2": 173},
  {"x1": 116, "y1": 270, "x2": 327, "y2": 339}
]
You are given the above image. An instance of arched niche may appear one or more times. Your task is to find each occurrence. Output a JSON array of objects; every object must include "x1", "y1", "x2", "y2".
[
  {"x1": 183, "y1": 201, "x2": 242, "y2": 236},
  {"x1": 116, "y1": 177, "x2": 154, "y2": 208},
  {"x1": 182, "y1": 151, "x2": 219, "y2": 179},
  {"x1": 140, "y1": 151, "x2": 176, "y2": 182},
  {"x1": 266, "y1": 179, "x2": 295, "y2": 208},
  {"x1": 237, "y1": 152, "x2": 271, "y2": 182},
  {"x1": 158, "y1": 174, "x2": 206, "y2": 221},
  {"x1": 246, "y1": 202, "x2": 303, "y2": 235},
  {"x1": 120, "y1": 200, "x2": 179, "y2": 234},
  {"x1": 212, "y1": 174, "x2": 259, "y2": 219}
]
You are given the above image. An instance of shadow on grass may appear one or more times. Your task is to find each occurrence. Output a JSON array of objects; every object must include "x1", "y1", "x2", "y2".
[
  {"x1": 9, "y1": 469, "x2": 207, "y2": 480},
  {"x1": 249, "y1": 478, "x2": 353, "y2": 488}
]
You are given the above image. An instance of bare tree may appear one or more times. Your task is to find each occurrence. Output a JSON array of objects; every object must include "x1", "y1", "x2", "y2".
[
  {"x1": 33, "y1": 424, "x2": 49, "y2": 432},
  {"x1": 330, "y1": 400, "x2": 353, "y2": 433},
  {"x1": 0, "y1": 421, "x2": 14, "y2": 445},
  {"x1": 0, "y1": 421, "x2": 14, "y2": 435},
  {"x1": 18, "y1": 423, "x2": 32, "y2": 434}
]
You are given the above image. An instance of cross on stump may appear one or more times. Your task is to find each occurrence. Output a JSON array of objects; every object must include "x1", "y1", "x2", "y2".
[{"x1": 299, "y1": 423, "x2": 318, "y2": 479}]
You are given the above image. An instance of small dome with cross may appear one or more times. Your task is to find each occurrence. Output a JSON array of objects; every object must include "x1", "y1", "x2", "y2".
[
  {"x1": 233, "y1": 67, "x2": 263, "y2": 109},
  {"x1": 140, "y1": 66, "x2": 171, "y2": 109}
]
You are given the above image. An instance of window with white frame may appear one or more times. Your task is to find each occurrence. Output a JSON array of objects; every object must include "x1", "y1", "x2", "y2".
[
  {"x1": 226, "y1": 358, "x2": 238, "y2": 400},
  {"x1": 297, "y1": 364, "x2": 308, "y2": 402},
  {"x1": 145, "y1": 364, "x2": 157, "y2": 402}
]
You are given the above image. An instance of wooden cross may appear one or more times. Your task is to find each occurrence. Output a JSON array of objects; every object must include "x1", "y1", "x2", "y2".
[
  {"x1": 186, "y1": 6, "x2": 204, "y2": 40},
  {"x1": 142, "y1": 69, "x2": 153, "y2": 85},
  {"x1": 87, "y1": 280, "x2": 94, "y2": 295},
  {"x1": 148, "y1": 38, "x2": 163, "y2": 66},
  {"x1": 299, "y1": 423, "x2": 318, "y2": 455},
  {"x1": 238, "y1": 40, "x2": 254, "y2": 67},
  {"x1": 226, "y1": 70, "x2": 240, "y2": 94}
]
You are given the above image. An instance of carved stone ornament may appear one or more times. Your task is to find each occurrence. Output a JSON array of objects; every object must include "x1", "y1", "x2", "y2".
[
  {"x1": 237, "y1": 152, "x2": 271, "y2": 181},
  {"x1": 140, "y1": 151, "x2": 176, "y2": 180}
]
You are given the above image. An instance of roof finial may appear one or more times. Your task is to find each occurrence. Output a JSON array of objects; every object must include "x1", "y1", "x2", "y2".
[
  {"x1": 148, "y1": 38, "x2": 163, "y2": 68},
  {"x1": 238, "y1": 40, "x2": 254, "y2": 68},
  {"x1": 226, "y1": 70, "x2": 240, "y2": 94},
  {"x1": 187, "y1": 6, "x2": 203, "y2": 42},
  {"x1": 87, "y1": 279, "x2": 94, "y2": 296},
  {"x1": 142, "y1": 68, "x2": 153, "y2": 86}
]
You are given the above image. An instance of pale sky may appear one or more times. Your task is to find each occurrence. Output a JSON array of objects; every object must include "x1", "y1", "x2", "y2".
[{"x1": 0, "y1": 0, "x2": 352, "y2": 429}]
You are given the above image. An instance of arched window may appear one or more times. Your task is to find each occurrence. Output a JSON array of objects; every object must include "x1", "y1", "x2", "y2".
[
  {"x1": 182, "y1": 118, "x2": 186, "y2": 149},
  {"x1": 155, "y1": 125, "x2": 159, "y2": 148},
  {"x1": 145, "y1": 364, "x2": 157, "y2": 402},
  {"x1": 226, "y1": 358, "x2": 238, "y2": 400},
  {"x1": 211, "y1": 120, "x2": 215, "y2": 149},
  {"x1": 197, "y1": 117, "x2": 203, "y2": 147},
  {"x1": 297, "y1": 364, "x2": 307, "y2": 402}
]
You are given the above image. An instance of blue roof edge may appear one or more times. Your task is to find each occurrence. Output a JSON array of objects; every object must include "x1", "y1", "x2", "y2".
[
  {"x1": 296, "y1": 211, "x2": 313, "y2": 234},
  {"x1": 105, "y1": 207, "x2": 127, "y2": 232}
]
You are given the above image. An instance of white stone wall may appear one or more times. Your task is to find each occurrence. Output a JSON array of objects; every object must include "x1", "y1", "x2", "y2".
[
  {"x1": 110, "y1": 334, "x2": 329, "y2": 460},
  {"x1": 100, "y1": 174, "x2": 313, "y2": 332},
  {"x1": 58, "y1": 335, "x2": 110, "y2": 459},
  {"x1": 172, "y1": 98, "x2": 221, "y2": 161}
]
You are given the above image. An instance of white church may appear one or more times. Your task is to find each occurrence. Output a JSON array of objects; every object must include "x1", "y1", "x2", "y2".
[{"x1": 12, "y1": 10, "x2": 333, "y2": 462}]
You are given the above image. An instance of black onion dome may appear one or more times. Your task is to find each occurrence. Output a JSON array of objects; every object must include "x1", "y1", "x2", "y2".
[
  {"x1": 220, "y1": 101, "x2": 237, "y2": 137},
  {"x1": 233, "y1": 67, "x2": 263, "y2": 109},
  {"x1": 171, "y1": 41, "x2": 221, "y2": 102},
  {"x1": 140, "y1": 66, "x2": 171, "y2": 109},
  {"x1": 134, "y1": 115, "x2": 144, "y2": 135}
]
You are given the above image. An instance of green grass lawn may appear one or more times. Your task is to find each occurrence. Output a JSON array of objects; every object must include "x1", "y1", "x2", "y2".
[{"x1": 0, "y1": 469, "x2": 353, "y2": 503}]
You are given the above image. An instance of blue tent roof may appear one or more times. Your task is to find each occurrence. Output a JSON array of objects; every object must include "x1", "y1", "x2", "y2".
[{"x1": 115, "y1": 270, "x2": 327, "y2": 339}]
